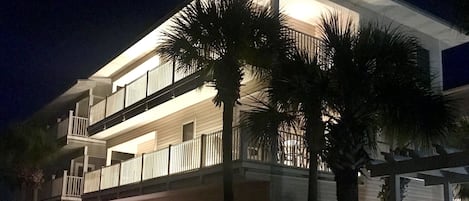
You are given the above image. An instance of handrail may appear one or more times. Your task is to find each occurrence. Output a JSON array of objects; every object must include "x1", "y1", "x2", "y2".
[
  {"x1": 89, "y1": 60, "x2": 200, "y2": 126},
  {"x1": 89, "y1": 28, "x2": 323, "y2": 127},
  {"x1": 84, "y1": 127, "x2": 331, "y2": 193},
  {"x1": 45, "y1": 170, "x2": 83, "y2": 198},
  {"x1": 56, "y1": 110, "x2": 89, "y2": 138}
]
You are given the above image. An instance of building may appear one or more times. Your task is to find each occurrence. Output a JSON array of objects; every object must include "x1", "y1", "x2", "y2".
[{"x1": 33, "y1": 0, "x2": 469, "y2": 201}]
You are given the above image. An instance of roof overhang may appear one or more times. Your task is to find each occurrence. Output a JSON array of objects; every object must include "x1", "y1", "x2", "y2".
[
  {"x1": 337, "y1": 0, "x2": 469, "y2": 48},
  {"x1": 31, "y1": 78, "x2": 110, "y2": 123}
]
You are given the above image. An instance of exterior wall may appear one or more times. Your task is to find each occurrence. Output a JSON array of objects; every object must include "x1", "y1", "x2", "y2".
[
  {"x1": 106, "y1": 78, "x2": 262, "y2": 153},
  {"x1": 137, "y1": 139, "x2": 156, "y2": 155},
  {"x1": 106, "y1": 97, "x2": 223, "y2": 151}
]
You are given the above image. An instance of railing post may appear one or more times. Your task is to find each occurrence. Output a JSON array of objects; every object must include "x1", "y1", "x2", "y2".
[
  {"x1": 145, "y1": 71, "x2": 149, "y2": 98},
  {"x1": 118, "y1": 163, "x2": 122, "y2": 186},
  {"x1": 140, "y1": 153, "x2": 145, "y2": 182},
  {"x1": 104, "y1": 96, "x2": 107, "y2": 117},
  {"x1": 171, "y1": 58, "x2": 176, "y2": 85},
  {"x1": 167, "y1": 144, "x2": 172, "y2": 175},
  {"x1": 67, "y1": 110, "x2": 73, "y2": 135},
  {"x1": 62, "y1": 170, "x2": 68, "y2": 196},
  {"x1": 240, "y1": 128, "x2": 248, "y2": 161},
  {"x1": 98, "y1": 168, "x2": 102, "y2": 190},
  {"x1": 200, "y1": 134, "x2": 206, "y2": 168},
  {"x1": 123, "y1": 84, "x2": 127, "y2": 109}
]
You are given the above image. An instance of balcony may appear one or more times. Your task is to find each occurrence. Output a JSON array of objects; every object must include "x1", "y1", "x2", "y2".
[
  {"x1": 57, "y1": 110, "x2": 89, "y2": 139},
  {"x1": 88, "y1": 61, "x2": 201, "y2": 135},
  {"x1": 83, "y1": 127, "x2": 330, "y2": 194},
  {"x1": 40, "y1": 170, "x2": 83, "y2": 200},
  {"x1": 88, "y1": 28, "x2": 321, "y2": 136}
]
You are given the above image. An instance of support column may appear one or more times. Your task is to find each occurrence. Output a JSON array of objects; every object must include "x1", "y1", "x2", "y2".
[
  {"x1": 389, "y1": 175, "x2": 401, "y2": 201},
  {"x1": 83, "y1": 146, "x2": 89, "y2": 175},
  {"x1": 443, "y1": 182, "x2": 453, "y2": 201}
]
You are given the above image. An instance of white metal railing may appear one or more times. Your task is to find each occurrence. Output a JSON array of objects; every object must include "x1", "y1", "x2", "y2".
[
  {"x1": 204, "y1": 132, "x2": 222, "y2": 166},
  {"x1": 65, "y1": 176, "x2": 83, "y2": 197},
  {"x1": 142, "y1": 148, "x2": 169, "y2": 180},
  {"x1": 120, "y1": 156, "x2": 143, "y2": 185},
  {"x1": 90, "y1": 100, "x2": 106, "y2": 125},
  {"x1": 44, "y1": 170, "x2": 83, "y2": 198},
  {"x1": 84, "y1": 128, "x2": 331, "y2": 193},
  {"x1": 147, "y1": 61, "x2": 173, "y2": 95},
  {"x1": 174, "y1": 62, "x2": 199, "y2": 82},
  {"x1": 125, "y1": 74, "x2": 148, "y2": 107},
  {"x1": 56, "y1": 110, "x2": 88, "y2": 138},
  {"x1": 286, "y1": 28, "x2": 324, "y2": 64},
  {"x1": 71, "y1": 116, "x2": 88, "y2": 137},
  {"x1": 170, "y1": 138, "x2": 202, "y2": 174},
  {"x1": 83, "y1": 170, "x2": 101, "y2": 193},
  {"x1": 100, "y1": 164, "x2": 120, "y2": 190},
  {"x1": 106, "y1": 89, "x2": 125, "y2": 117},
  {"x1": 88, "y1": 60, "x2": 201, "y2": 126}
]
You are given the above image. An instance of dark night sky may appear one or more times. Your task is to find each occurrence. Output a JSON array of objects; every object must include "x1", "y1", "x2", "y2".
[
  {"x1": 0, "y1": 0, "x2": 467, "y2": 130},
  {"x1": 0, "y1": 0, "x2": 185, "y2": 129}
]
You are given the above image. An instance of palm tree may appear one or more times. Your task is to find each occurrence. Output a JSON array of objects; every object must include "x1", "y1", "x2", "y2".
[
  {"x1": 156, "y1": 1, "x2": 290, "y2": 200},
  {"x1": 242, "y1": 46, "x2": 328, "y2": 201},
  {"x1": 0, "y1": 123, "x2": 57, "y2": 201},
  {"x1": 319, "y1": 14, "x2": 455, "y2": 201}
]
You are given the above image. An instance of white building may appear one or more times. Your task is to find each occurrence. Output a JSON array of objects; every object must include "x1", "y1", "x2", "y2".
[{"x1": 35, "y1": 0, "x2": 469, "y2": 201}]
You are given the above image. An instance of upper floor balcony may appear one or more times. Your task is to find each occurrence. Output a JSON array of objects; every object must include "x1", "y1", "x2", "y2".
[
  {"x1": 88, "y1": 28, "x2": 321, "y2": 136},
  {"x1": 57, "y1": 110, "x2": 89, "y2": 139},
  {"x1": 88, "y1": 60, "x2": 202, "y2": 135}
]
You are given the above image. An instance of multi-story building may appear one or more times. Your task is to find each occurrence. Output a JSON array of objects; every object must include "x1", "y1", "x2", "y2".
[{"x1": 34, "y1": 0, "x2": 468, "y2": 201}]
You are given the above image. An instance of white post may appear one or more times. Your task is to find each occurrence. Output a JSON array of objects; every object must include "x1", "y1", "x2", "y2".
[
  {"x1": 389, "y1": 175, "x2": 401, "y2": 201},
  {"x1": 67, "y1": 110, "x2": 74, "y2": 135},
  {"x1": 443, "y1": 182, "x2": 453, "y2": 201},
  {"x1": 70, "y1": 160, "x2": 75, "y2": 176},
  {"x1": 62, "y1": 170, "x2": 68, "y2": 196},
  {"x1": 83, "y1": 146, "x2": 89, "y2": 175},
  {"x1": 88, "y1": 89, "x2": 94, "y2": 120}
]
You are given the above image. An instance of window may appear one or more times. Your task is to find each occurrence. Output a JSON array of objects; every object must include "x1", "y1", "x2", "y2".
[{"x1": 182, "y1": 122, "x2": 194, "y2": 142}]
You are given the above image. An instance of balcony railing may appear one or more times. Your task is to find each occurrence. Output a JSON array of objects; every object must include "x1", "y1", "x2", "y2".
[
  {"x1": 40, "y1": 170, "x2": 83, "y2": 199},
  {"x1": 89, "y1": 61, "x2": 197, "y2": 125},
  {"x1": 89, "y1": 29, "x2": 321, "y2": 127},
  {"x1": 57, "y1": 110, "x2": 89, "y2": 138},
  {"x1": 285, "y1": 28, "x2": 326, "y2": 65},
  {"x1": 84, "y1": 128, "x2": 330, "y2": 193}
]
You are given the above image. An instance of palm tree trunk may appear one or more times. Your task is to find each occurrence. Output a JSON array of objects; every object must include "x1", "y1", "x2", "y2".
[
  {"x1": 308, "y1": 152, "x2": 318, "y2": 201},
  {"x1": 222, "y1": 101, "x2": 234, "y2": 201},
  {"x1": 335, "y1": 168, "x2": 359, "y2": 201},
  {"x1": 306, "y1": 106, "x2": 323, "y2": 201},
  {"x1": 33, "y1": 187, "x2": 38, "y2": 201}
]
